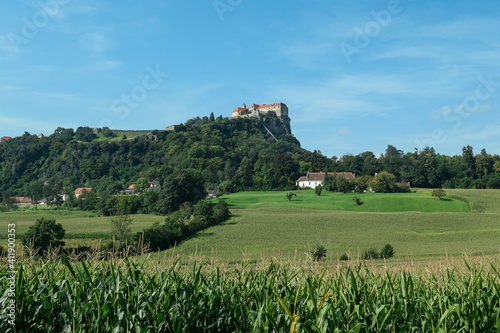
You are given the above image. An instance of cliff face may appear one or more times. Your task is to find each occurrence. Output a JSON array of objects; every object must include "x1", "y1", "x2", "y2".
[{"x1": 260, "y1": 114, "x2": 292, "y2": 138}]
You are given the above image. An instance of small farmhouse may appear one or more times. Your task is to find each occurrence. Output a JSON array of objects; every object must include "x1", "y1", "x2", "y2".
[
  {"x1": 148, "y1": 181, "x2": 161, "y2": 191},
  {"x1": 0, "y1": 136, "x2": 11, "y2": 142},
  {"x1": 297, "y1": 172, "x2": 355, "y2": 189},
  {"x1": 74, "y1": 187, "x2": 92, "y2": 198}
]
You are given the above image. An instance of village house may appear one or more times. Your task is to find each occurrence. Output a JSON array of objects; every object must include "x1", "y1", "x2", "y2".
[
  {"x1": 10, "y1": 197, "x2": 32, "y2": 205},
  {"x1": 231, "y1": 102, "x2": 288, "y2": 119},
  {"x1": 148, "y1": 181, "x2": 161, "y2": 191},
  {"x1": 0, "y1": 136, "x2": 11, "y2": 142},
  {"x1": 74, "y1": 187, "x2": 92, "y2": 198},
  {"x1": 296, "y1": 172, "x2": 356, "y2": 189},
  {"x1": 125, "y1": 184, "x2": 135, "y2": 194}
]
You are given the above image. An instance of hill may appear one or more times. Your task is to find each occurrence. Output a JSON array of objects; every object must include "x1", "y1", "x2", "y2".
[
  {"x1": 165, "y1": 189, "x2": 500, "y2": 261},
  {"x1": 0, "y1": 116, "x2": 304, "y2": 196}
]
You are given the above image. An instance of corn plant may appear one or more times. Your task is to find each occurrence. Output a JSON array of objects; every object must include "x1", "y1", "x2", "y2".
[{"x1": 1, "y1": 257, "x2": 500, "y2": 332}]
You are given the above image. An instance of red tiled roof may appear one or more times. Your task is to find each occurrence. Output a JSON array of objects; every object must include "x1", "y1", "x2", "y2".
[
  {"x1": 127, "y1": 184, "x2": 135, "y2": 190},
  {"x1": 297, "y1": 172, "x2": 355, "y2": 182},
  {"x1": 11, "y1": 197, "x2": 32, "y2": 204},
  {"x1": 1, "y1": 136, "x2": 11, "y2": 141},
  {"x1": 74, "y1": 187, "x2": 92, "y2": 194},
  {"x1": 232, "y1": 102, "x2": 287, "y2": 114}
]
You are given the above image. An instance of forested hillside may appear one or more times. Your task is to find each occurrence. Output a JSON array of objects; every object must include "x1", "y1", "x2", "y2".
[{"x1": 1, "y1": 114, "x2": 500, "y2": 198}]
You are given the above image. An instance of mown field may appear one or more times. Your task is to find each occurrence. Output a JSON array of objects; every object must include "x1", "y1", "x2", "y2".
[
  {"x1": 166, "y1": 189, "x2": 500, "y2": 261},
  {"x1": 220, "y1": 190, "x2": 471, "y2": 212},
  {"x1": 0, "y1": 210, "x2": 162, "y2": 248}
]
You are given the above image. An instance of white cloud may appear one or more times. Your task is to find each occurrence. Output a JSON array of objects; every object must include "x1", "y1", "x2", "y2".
[{"x1": 81, "y1": 32, "x2": 109, "y2": 54}]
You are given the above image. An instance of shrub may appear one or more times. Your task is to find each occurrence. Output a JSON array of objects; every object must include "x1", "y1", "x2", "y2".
[
  {"x1": 362, "y1": 248, "x2": 379, "y2": 260},
  {"x1": 312, "y1": 245, "x2": 327, "y2": 261},
  {"x1": 432, "y1": 188, "x2": 447, "y2": 200},
  {"x1": 352, "y1": 197, "x2": 362, "y2": 205},
  {"x1": 381, "y1": 244, "x2": 395, "y2": 259},
  {"x1": 213, "y1": 199, "x2": 230, "y2": 223},
  {"x1": 315, "y1": 185, "x2": 323, "y2": 196},
  {"x1": 286, "y1": 192, "x2": 297, "y2": 201},
  {"x1": 339, "y1": 253, "x2": 349, "y2": 261},
  {"x1": 22, "y1": 218, "x2": 65, "y2": 253}
]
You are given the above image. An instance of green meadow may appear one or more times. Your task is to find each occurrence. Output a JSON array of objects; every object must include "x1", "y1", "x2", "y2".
[
  {"x1": 2, "y1": 189, "x2": 500, "y2": 262},
  {"x1": 166, "y1": 190, "x2": 500, "y2": 261}
]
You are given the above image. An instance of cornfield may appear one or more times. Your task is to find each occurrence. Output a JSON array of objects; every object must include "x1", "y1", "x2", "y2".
[{"x1": 1, "y1": 256, "x2": 500, "y2": 332}]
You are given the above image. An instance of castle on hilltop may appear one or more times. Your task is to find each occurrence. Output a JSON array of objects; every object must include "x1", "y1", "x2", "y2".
[{"x1": 231, "y1": 102, "x2": 288, "y2": 119}]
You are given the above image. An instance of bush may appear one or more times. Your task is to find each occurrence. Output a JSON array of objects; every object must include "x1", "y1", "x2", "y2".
[
  {"x1": 432, "y1": 189, "x2": 447, "y2": 200},
  {"x1": 286, "y1": 192, "x2": 297, "y2": 201},
  {"x1": 312, "y1": 245, "x2": 327, "y2": 261},
  {"x1": 381, "y1": 244, "x2": 395, "y2": 259},
  {"x1": 362, "y1": 248, "x2": 379, "y2": 260},
  {"x1": 352, "y1": 197, "x2": 362, "y2": 205},
  {"x1": 339, "y1": 253, "x2": 349, "y2": 261},
  {"x1": 22, "y1": 218, "x2": 65, "y2": 254},
  {"x1": 315, "y1": 185, "x2": 323, "y2": 196}
]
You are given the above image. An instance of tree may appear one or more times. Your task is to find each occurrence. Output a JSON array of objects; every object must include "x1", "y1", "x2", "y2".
[
  {"x1": 75, "y1": 126, "x2": 96, "y2": 142},
  {"x1": 311, "y1": 245, "x2": 327, "y2": 261},
  {"x1": 380, "y1": 244, "x2": 395, "y2": 259},
  {"x1": 209, "y1": 112, "x2": 215, "y2": 122},
  {"x1": 352, "y1": 197, "x2": 362, "y2": 205},
  {"x1": 315, "y1": 184, "x2": 323, "y2": 196},
  {"x1": 2, "y1": 191, "x2": 18, "y2": 212},
  {"x1": 370, "y1": 172, "x2": 396, "y2": 193},
  {"x1": 22, "y1": 218, "x2": 65, "y2": 253},
  {"x1": 46, "y1": 183, "x2": 64, "y2": 208},
  {"x1": 156, "y1": 171, "x2": 205, "y2": 214},
  {"x1": 25, "y1": 181, "x2": 45, "y2": 210},
  {"x1": 213, "y1": 199, "x2": 230, "y2": 223},
  {"x1": 462, "y1": 145, "x2": 475, "y2": 178},
  {"x1": 494, "y1": 161, "x2": 500, "y2": 173},
  {"x1": 432, "y1": 188, "x2": 446, "y2": 200},
  {"x1": 286, "y1": 192, "x2": 297, "y2": 201},
  {"x1": 111, "y1": 214, "x2": 133, "y2": 246},
  {"x1": 102, "y1": 127, "x2": 115, "y2": 138}
]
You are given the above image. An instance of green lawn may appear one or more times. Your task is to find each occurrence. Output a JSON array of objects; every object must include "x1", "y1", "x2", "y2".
[{"x1": 219, "y1": 190, "x2": 470, "y2": 213}]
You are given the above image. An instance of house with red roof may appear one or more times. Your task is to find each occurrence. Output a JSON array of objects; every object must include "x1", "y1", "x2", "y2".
[
  {"x1": 74, "y1": 187, "x2": 92, "y2": 198},
  {"x1": 296, "y1": 172, "x2": 356, "y2": 189},
  {"x1": 0, "y1": 136, "x2": 11, "y2": 142}
]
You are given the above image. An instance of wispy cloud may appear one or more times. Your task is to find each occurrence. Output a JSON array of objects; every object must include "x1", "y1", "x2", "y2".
[{"x1": 81, "y1": 32, "x2": 110, "y2": 54}]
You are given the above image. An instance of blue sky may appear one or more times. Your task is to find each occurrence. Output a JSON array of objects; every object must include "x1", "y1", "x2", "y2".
[{"x1": 1, "y1": 0, "x2": 500, "y2": 157}]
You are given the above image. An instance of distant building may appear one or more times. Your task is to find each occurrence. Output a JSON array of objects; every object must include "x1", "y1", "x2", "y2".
[
  {"x1": 125, "y1": 184, "x2": 135, "y2": 194},
  {"x1": 38, "y1": 133, "x2": 45, "y2": 139},
  {"x1": 231, "y1": 102, "x2": 288, "y2": 119},
  {"x1": 10, "y1": 197, "x2": 32, "y2": 205},
  {"x1": 206, "y1": 190, "x2": 216, "y2": 199},
  {"x1": 74, "y1": 187, "x2": 92, "y2": 198},
  {"x1": 148, "y1": 181, "x2": 161, "y2": 191},
  {"x1": 297, "y1": 172, "x2": 356, "y2": 189},
  {"x1": 0, "y1": 136, "x2": 11, "y2": 142}
]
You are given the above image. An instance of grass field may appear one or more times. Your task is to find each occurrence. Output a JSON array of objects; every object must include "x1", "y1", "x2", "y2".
[
  {"x1": 94, "y1": 131, "x2": 152, "y2": 142},
  {"x1": 220, "y1": 190, "x2": 471, "y2": 212},
  {"x1": 0, "y1": 210, "x2": 163, "y2": 248},
  {"x1": 164, "y1": 189, "x2": 500, "y2": 261},
  {"x1": 1, "y1": 189, "x2": 499, "y2": 262}
]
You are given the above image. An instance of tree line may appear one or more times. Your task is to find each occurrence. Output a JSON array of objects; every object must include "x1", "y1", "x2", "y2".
[{"x1": 1, "y1": 116, "x2": 500, "y2": 206}]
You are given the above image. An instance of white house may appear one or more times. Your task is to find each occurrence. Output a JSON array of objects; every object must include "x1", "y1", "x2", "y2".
[{"x1": 296, "y1": 172, "x2": 356, "y2": 189}]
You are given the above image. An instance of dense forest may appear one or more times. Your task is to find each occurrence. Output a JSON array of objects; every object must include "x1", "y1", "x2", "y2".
[{"x1": 1, "y1": 114, "x2": 500, "y2": 200}]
